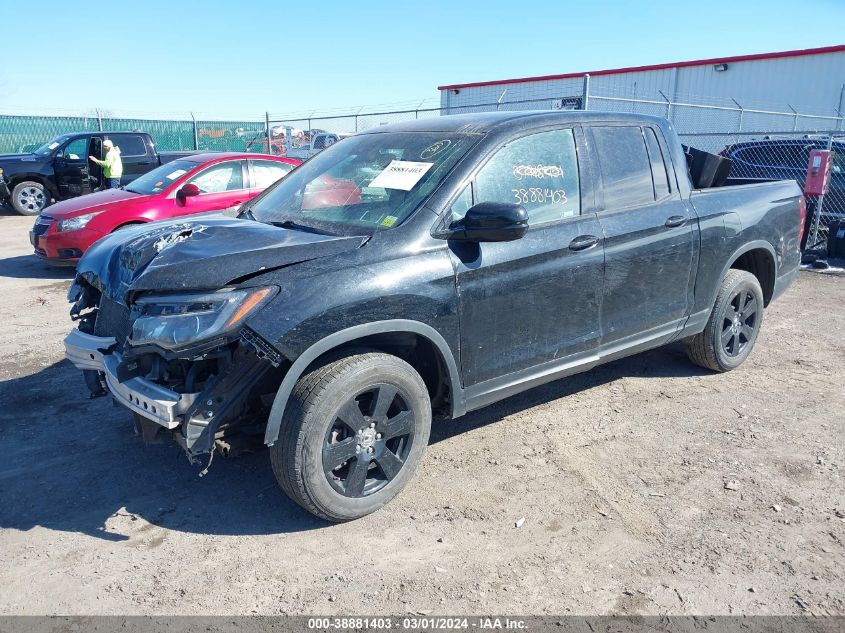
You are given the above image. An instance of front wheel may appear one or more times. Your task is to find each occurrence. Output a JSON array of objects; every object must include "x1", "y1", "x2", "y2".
[
  {"x1": 11, "y1": 181, "x2": 49, "y2": 216},
  {"x1": 686, "y1": 269, "x2": 764, "y2": 372},
  {"x1": 270, "y1": 351, "x2": 432, "y2": 522}
]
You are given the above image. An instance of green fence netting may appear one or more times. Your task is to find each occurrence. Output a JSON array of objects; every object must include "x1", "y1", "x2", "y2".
[{"x1": 0, "y1": 114, "x2": 266, "y2": 154}]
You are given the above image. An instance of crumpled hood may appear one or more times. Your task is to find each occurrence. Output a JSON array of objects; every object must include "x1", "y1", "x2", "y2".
[
  {"x1": 77, "y1": 215, "x2": 366, "y2": 302},
  {"x1": 44, "y1": 187, "x2": 141, "y2": 218}
]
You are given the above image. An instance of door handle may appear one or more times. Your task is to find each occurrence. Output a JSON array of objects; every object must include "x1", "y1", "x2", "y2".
[
  {"x1": 136, "y1": 162, "x2": 151, "y2": 166},
  {"x1": 665, "y1": 215, "x2": 686, "y2": 228},
  {"x1": 569, "y1": 235, "x2": 600, "y2": 251}
]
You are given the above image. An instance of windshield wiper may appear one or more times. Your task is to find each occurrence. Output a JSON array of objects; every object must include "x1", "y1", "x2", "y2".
[{"x1": 269, "y1": 219, "x2": 335, "y2": 235}]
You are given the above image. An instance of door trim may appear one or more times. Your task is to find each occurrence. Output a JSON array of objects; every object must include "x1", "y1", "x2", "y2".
[{"x1": 463, "y1": 318, "x2": 682, "y2": 413}]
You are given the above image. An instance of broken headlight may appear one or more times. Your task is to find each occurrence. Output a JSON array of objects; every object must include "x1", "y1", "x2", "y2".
[
  {"x1": 57, "y1": 212, "x2": 103, "y2": 232},
  {"x1": 129, "y1": 287, "x2": 276, "y2": 350}
]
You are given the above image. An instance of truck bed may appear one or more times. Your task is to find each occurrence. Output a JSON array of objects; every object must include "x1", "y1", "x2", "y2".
[{"x1": 686, "y1": 179, "x2": 803, "y2": 326}]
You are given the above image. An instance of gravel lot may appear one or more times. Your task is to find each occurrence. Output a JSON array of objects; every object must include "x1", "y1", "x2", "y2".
[{"x1": 1, "y1": 207, "x2": 843, "y2": 616}]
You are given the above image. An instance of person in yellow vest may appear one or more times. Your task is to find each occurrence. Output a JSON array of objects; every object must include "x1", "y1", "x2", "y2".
[{"x1": 89, "y1": 139, "x2": 123, "y2": 189}]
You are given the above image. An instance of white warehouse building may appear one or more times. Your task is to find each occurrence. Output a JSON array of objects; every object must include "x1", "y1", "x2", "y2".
[{"x1": 437, "y1": 45, "x2": 845, "y2": 122}]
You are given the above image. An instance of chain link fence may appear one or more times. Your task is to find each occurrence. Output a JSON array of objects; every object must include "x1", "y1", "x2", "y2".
[
  {"x1": 2, "y1": 88, "x2": 843, "y2": 251},
  {"x1": 0, "y1": 114, "x2": 266, "y2": 155}
]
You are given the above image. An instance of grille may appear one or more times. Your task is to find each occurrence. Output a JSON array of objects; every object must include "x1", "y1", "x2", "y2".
[{"x1": 94, "y1": 297, "x2": 132, "y2": 344}]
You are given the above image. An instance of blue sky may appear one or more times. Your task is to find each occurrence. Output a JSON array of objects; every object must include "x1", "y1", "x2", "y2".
[{"x1": 0, "y1": 0, "x2": 843, "y2": 119}]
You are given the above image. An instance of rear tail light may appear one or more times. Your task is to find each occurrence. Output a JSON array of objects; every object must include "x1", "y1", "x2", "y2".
[{"x1": 798, "y1": 195, "x2": 808, "y2": 245}]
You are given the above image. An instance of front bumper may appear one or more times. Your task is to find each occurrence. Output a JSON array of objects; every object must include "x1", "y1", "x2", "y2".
[
  {"x1": 63, "y1": 328, "x2": 200, "y2": 429},
  {"x1": 33, "y1": 221, "x2": 105, "y2": 264}
]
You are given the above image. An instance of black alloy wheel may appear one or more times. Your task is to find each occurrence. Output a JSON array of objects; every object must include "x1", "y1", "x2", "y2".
[
  {"x1": 322, "y1": 384, "x2": 416, "y2": 498},
  {"x1": 720, "y1": 288, "x2": 759, "y2": 357}
]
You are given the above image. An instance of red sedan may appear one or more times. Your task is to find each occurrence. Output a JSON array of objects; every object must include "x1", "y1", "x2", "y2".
[{"x1": 31, "y1": 153, "x2": 300, "y2": 264}]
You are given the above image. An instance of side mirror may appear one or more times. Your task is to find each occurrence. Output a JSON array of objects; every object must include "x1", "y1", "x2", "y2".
[
  {"x1": 448, "y1": 201, "x2": 528, "y2": 242},
  {"x1": 176, "y1": 183, "x2": 200, "y2": 202}
]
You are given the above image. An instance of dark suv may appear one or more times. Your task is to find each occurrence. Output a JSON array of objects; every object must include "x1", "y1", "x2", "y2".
[{"x1": 721, "y1": 138, "x2": 844, "y2": 238}]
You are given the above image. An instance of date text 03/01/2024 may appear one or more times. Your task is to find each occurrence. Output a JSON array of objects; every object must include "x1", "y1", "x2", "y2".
[{"x1": 306, "y1": 617, "x2": 527, "y2": 630}]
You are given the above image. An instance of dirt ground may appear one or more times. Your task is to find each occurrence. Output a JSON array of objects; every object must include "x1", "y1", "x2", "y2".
[{"x1": 0, "y1": 206, "x2": 843, "y2": 616}]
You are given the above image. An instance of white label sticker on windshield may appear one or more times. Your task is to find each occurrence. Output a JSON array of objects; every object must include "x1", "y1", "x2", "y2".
[
  {"x1": 368, "y1": 160, "x2": 433, "y2": 191},
  {"x1": 48, "y1": 142, "x2": 60, "y2": 150},
  {"x1": 165, "y1": 169, "x2": 187, "y2": 180}
]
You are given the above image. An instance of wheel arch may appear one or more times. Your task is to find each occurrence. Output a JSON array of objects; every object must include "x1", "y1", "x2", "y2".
[
  {"x1": 705, "y1": 241, "x2": 777, "y2": 311},
  {"x1": 111, "y1": 219, "x2": 148, "y2": 232},
  {"x1": 10, "y1": 174, "x2": 59, "y2": 199},
  {"x1": 263, "y1": 320, "x2": 464, "y2": 446},
  {"x1": 723, "y1": 241, "x2": 777, "y2": 306}
]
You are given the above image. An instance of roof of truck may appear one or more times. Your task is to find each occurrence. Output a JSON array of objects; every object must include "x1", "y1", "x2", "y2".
[
  {"x1": 359, "y1": 110, "x2": 669, "y2": 135},
  {"x1": 60, "y1": 131, "x2": 153, "y2": 137}
]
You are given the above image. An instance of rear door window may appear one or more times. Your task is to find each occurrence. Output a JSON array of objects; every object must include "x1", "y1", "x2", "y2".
[
  {"x1": 108, "y1": 134, "x2": 147, "y2": 157},
  {"x1": 471, "y1": 129, "x2": 580, "y2": 226},
  {"x1": 187, "y1": 161, "x2": 245, "y2": 193},
  {"x1": 592, "y1": 126, "x2": 654, "y2": 209},
  {"x1": 250, "y1": 159, "x2": 295, "y2": 189},
  {"x1": 736, "y1": 144, "x2": 806, "y2": 169}
]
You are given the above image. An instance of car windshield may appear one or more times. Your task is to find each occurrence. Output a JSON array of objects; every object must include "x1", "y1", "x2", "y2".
[
  {"x1": 124, "y1": 159, "x2": 199, "y2": 195},
  {"x1": 33, "y1": 136, "x2": 71, "y2": 155},
  {"x1": 247, "y1": 132, "x2": 478, "y2": 234}
]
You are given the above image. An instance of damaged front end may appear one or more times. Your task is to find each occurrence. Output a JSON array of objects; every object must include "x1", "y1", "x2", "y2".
[
  {"x1": 61, "y1": 216, "x2": 365, "y2": 465},
  {"x1": 65, "y1": 277, "x2": 285, "y2": 461}
]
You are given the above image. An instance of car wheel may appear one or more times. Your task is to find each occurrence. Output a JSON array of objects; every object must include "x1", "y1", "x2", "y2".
[
  {"x1": 11, "y1": 181, "x2": 49, "y2": 216},
  {"x1": 686, "y1": 269, "x2": 764, "y2": 372},
  {"x1": 270, "y1": 351, "x2": 432, "y2": 522}
]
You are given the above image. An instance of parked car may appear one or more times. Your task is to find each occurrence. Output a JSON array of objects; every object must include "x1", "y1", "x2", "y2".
[
  {"x1": 0, "y1": 131, "x2": 196, "y2": 216},
  {"x1": 64, "y1": 112, "x2": 802, "y2": 522},
  {"x1": 720, "y1": 137, "x2": 844, "y2": 243},
  {"x1": 301, "y1": 128, "x2": 328, "y2": 142},
  {"x1": 243, "y1": 129, "x2": 341, "y2": 158},
  {"x1": 32, "y1": 153, "x2": 299, "y2": 264},
  {"x1": 285, "y1": 132, "x2": 341, "y2": 160}
]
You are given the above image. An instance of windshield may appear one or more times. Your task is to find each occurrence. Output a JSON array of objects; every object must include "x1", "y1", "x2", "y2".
[
  {"x1": 124, "y1": 159, "x2": 198, "y2": 195},
  {"x1": 33, "y1": 135, "x2": 70, "y2": 156},
  {"x1": 247, "y1": 132, "x2": 477, "y2": 234}
]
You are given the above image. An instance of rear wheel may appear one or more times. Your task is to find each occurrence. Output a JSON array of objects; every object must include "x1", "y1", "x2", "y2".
[
  {"x1": 11, "y1": 181, "x2": 49, "y2": 215},
  {"x1": 686, "y1": 269, "x2": 764, "y2": 372},
  {"x1": 270, "y1": 351, "x2": 432, "y2": 522}
]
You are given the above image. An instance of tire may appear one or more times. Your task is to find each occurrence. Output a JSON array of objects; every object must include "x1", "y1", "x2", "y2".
[
  {"x1": 11, "y1": 180, "x2": 50, "y2": 216},
  {"x1": 686, "y1": 269, "x2": 764, "y2": 372},
  {"x1": 270, "y1": 351, "x2": 432, "y2": 522}
]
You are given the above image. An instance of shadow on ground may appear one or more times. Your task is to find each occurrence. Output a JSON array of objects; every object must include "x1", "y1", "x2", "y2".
[
  {"x1": 0, "y1": 343, "x2": 706, "y2": 540},
  {"x1": 0, "y1": 255, "x2": 76, "y2": 280},
  {"x1": 431, "y1": 341, "x2": 704, "y2": 443},
  {"x1": 0, "y1": 360, "x2": 327, "y2": 540}
]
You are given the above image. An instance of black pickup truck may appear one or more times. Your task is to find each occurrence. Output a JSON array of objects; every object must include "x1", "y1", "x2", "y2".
[
  {"x1": 0, "y1": 131, "x2": 194, "y2": 215},
  {"x1": 63, "y1": 111, "x2": 803, "y2": 522}
]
